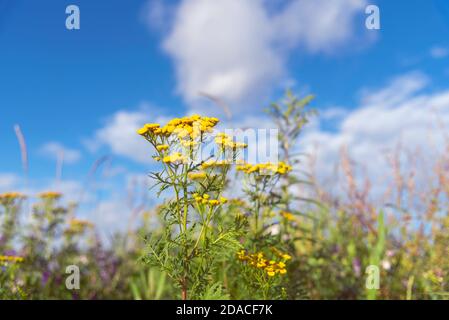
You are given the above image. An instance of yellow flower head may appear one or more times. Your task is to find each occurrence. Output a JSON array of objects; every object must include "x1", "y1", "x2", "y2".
[
  {"x1": 0, "y1": 255, "x2": 24, "y2": 264},
  {"x1": 0, "y1": 192, "x2": 26, "y2": 203},
  {"x1": 188, "y1": 172, "x2": 207, "y2": 180},
  {"x1": 219, "y1": 197, "x2": 228, "y2": 204},
  {"x1": 237, "y1": 249, "x2": 289, "y2": 277},
  {"x1": 208, "y1": 199, "x2": 220, "y2": 206},
  {"x1": 39, "y1": 191, "x2": 62, "y2": 200},
  {"x1": 162, "y1": 152, "x2": 187, "y2": 164},
  {"x1": 236, "y1": 162, "x2": 292, "y2": 175},
  {"x1": 141, "y1": 115, "x2": 219, "y2": 140},
  {"x1": 280, "y1": 211, "x2": 296, "y2": 221},
  {"x1": 156, "y1": 144, "x2": 169, "y2": 152}
]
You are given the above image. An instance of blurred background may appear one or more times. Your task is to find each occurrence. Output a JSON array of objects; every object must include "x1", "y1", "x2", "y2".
[{"x1": 1, "y1": 0, "x2": 449, "y2": 237}]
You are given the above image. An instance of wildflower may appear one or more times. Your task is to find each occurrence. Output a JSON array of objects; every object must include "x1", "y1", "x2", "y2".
[
  {"x1": 137, "y1": 127, "x2": 149, "y2": 135},
  {"x1": 270, "y1": 247, "x2": 292, "y2": 261},
  {"x1": 69, "y1": 218, "x2": 94, "y2": 229},
  {"x1": 236, "y1": 162, "x2": 292, "y2": 175},
  {"x1": 180, "y1": 140, "x2": 198, "y2": 148},
  {"x1": 0, "y1": 255, "x2": 24, "y2": 264},
  {"x1": 163, "y1": 152, "x2": 187, "y2": 164},
  {"x1": 282, "y1": 254, "x2": 292, "y2": 261},
  {"x1": 237, "y1": 250, "x2": 289, "y2": 277},
  {"x1": 214, "y1": 133, "x2": 248, "y2": 150},
  {"x1": 156, "y1": 144, "x2": 169, "y2": 152},
  {"x1": 188, "y1": 172, "x2": 207, "y2": 180},
  {"x1": 201, "y1": 160, "x2": 231, "y2": 170},
  {"x1": 279, "y1": 211, "x2": 296, "y2": 221},
  {"x1": 138, "y1": 115, "x2": 219, "y2": 140},
  {"x1": 208, "y1": 199, "x2": 220, "y2": 206},
  {"x1": 219, "y1": 197, "x2": 228, "y2": 204},
  {"x1": 145, "y1": 123, "x2": 161, "y2": 130},
  {"x1": 39, "y1": 191, "x2": 62, "y2": 199},
  {"x1": 0, "y1": 192, "x2": 26, "y2": 204},
  {"x1": 266, "y1": 270, "x2": 276, "y2": 277}
]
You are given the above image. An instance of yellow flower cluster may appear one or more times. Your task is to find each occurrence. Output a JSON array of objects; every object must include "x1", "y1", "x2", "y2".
[
  {"x1": 69, "y1": 218, "x2": 94, "y2": 228},
  {"x1": 39, "y1": 191, "x2": 62, "y2": 199},
  {"x1": 193, "y1": 193, "x2": 228, "y2": 206},
  {"x1": 188, "y1": 171, "x2": 207, "y2": 180},
  {"x1": 137, "y1": 115, "x2": 219, "y2": 139},
  {"x1": 137, "y1": 123, "x2": 160, "y2": 135},
  {"x1": 270, "y1": 247, "x2": 292, "y2": 261},
  {"x1": 237, "y1": 250, "x2": 288, "y2": 277},
  {"x1": 201, "y1": 159, "x2": 232, "y2": 170},
  {"x1": 279, "y1": 211, "x2": 296, "y2": 221},
  {"x1": 0, "y1": 192, "x2": 26, "y2": 202},
  {"x1": 156, "y1": 144, "x2": 169, "y2": 152},
  {"x1": 215, "y1": 133, "x2": 247, "y2": 149},
  {"x1": 0, "y1": 255, "x2": 24, "y2": 264},
  {"x1": 162, "y1": 152, "x2": 187, "y2": 164},
  {"x1": 236, "y1": 162, "x2": 292, "y2": 175}
]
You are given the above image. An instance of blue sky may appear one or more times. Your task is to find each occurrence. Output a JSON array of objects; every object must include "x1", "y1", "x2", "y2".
[{"x1": 1, "y1": 0, "x2": 449, "y2": 230}]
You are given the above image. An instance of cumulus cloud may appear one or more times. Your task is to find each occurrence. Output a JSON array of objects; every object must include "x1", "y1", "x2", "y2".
[
  {"x1": 430, "y1": 46, "x2": 449, "y2": 59},
  {"x1": 88, "y1": 106, "x2": 169, "y2": 164},
  {"x1": 299, "y1": 72, "x2": 449, "y2": 196},
  {"x1": 40, "y1": 142, "x2": 81, "y2": 164},
  {"x1": 149, "y1": 0, "x2": 368, "y2": 113},
  {"x1": 0, "y1": 173, "x2": 20, "y2": 192}
]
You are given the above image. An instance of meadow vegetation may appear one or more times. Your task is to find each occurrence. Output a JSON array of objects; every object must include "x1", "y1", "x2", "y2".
[{"x1": 1, "y1": 91, "x2": 448, "y2": 300}]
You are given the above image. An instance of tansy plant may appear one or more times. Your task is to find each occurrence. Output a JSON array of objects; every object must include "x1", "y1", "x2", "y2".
[
  {"x1": 137, "y1": 115, "x2": 247, "y2": 300},
  {"x1": 0, "y1": 192, "x2": 26, "y2": 250}
]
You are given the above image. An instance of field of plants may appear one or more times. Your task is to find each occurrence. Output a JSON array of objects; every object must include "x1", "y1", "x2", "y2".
[{"x1": 1, "y1": 92, "x2": 448, "y2": 300}]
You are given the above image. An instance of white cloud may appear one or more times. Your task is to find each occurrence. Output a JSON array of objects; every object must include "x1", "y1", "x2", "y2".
[
  {"x1": 0, "y1": 173, "x2": 20, "y2": 192},
  {"x1": 430, "y1": 46, "x2": 449, "y2": 59},
  {"x1": 152, "y1": 0, "x2": 368, "y2": 113},
  {"x1": 88, "y1": 105, "x2": 169, "y2": 164},
  {"x1": 272, "y1": 0, "x2": 367, "y2": 52},
  {"x1": 40, "y1": 142, "x2": 81, "y2": 164},
  {"x1": 299, "y1": 72, "x2": 449, "y2": 197}
]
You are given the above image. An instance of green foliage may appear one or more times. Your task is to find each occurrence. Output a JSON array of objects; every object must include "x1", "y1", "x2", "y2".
[{"x1": 1, "y1": 91, "x2": 449, "y2": 300}]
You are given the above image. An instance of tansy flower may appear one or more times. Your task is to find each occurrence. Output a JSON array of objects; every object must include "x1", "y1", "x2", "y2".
[
  {"x1": 156, "y1": 144, "x2": 169, "y2": 152},
  {"x1": 188, "y1": 172, "x2": 207, "y2": 180},
  {"x1": 280, "y1": 211, "x2": 296, "y2": 221},
  {"x1": 219, "y1": 197, "x2": 228, "y2": 204},
  {"x1": 162, "y1": 152, "x2": 187, "y2": 164},
  {"x1": 181, "y1": 140, "x2": 198, "y2": 147},
  {"x1": 70, "y1": 218, "x2": 94, "y2": 228},
  {"x1": 201, "y1": 160, "x2": 231, "y2": 170},
  {"x1": 137, "y1": 127, "x2": 149, "y2": 135},
  {"x1": 266, "y1": 269, "x2": 276, "y2": 277},
  {"x1": 0, "y1": 255, "x2": 24, "y2": 264},
  {"x1": 0, "y1": 192, "x2": 26, "y2": 204},
  {"x1": 139, "y1": 115, "x2": 219, "y2": 140},
  {"x1": 282, "y1": 254, "x2": 292, "y2": 261},
  {"x1": 39, "y1": 191, "x2": 62, "y2": 199},
  {"x1": 208, "y1": 199, "x2": 220, "y2": 206},
  {"x1": 236, "y1": 162, "x2": 292, "y2": 175},
  {"x1": 237, "y1": 250, "x2": 289, "y2": 277},
  {"x1": 67, "y1": 219, "x2": 94, "y2": 234}
]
